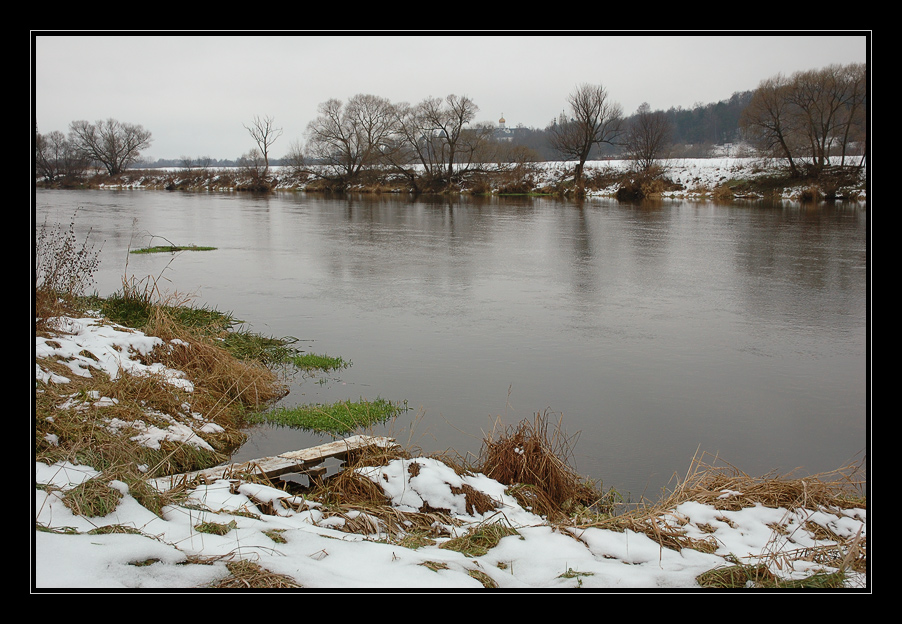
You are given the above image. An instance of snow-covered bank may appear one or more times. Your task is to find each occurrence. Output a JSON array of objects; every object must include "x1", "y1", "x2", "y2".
[
  {"x1": 34, "y1": 316, "x2": 867, "y2": 590},
  {"x1": 91, "y1": 157, "x2": 867, "y2": 203}
]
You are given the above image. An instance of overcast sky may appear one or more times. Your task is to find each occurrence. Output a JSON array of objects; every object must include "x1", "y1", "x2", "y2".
[{"x1": 32, "y1": 33, "x2": 869, "y2": 162}]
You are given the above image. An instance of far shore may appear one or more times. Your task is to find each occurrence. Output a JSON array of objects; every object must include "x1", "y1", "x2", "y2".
[{"x1": 35, "y1": 157, "x2": 868, "y2": 204}]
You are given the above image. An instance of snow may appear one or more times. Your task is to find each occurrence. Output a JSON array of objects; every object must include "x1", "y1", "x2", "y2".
[{"x1": 34, "y1": 312, "x2": 867, "y2": 590}]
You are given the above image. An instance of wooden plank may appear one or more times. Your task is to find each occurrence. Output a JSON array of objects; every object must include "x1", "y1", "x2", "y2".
[
  {"x1": 149, "y1": 435, "x2": 397, "y2": 491},
  {"x1": 278, "y1": 435, "x2": 397, "y2": 463}
]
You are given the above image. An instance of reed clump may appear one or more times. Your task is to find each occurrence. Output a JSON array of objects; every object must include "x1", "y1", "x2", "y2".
[{"x1": 476, "y1": 412, "x2": 610, "y2": 521}]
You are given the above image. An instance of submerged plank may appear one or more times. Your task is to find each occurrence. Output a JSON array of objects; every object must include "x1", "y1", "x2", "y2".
[{"x1": 149, "y1": 435, "x2": 397, "y2": 491}]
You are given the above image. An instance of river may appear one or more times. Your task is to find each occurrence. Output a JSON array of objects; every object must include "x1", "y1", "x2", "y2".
[{"x1": 35, "y1": 189, "x2": 869, "y2": 498}]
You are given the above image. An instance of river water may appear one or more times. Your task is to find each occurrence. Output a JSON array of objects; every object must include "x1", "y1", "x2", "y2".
[{"x1": 35, "y1": 189, "x2": 868, "y2": 498}]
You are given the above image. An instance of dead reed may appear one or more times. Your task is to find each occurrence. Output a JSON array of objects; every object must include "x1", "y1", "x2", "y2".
[{"x1": 476, "y1": 412, "x2": 604, "y2": 520}]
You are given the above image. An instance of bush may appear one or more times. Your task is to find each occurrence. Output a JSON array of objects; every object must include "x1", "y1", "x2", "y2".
[{"x1": 34, "y1": 211, "x2": 102, "y2": 320}]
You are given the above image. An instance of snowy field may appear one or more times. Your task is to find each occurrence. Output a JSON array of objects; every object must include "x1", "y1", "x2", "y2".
[{"x1": 34, "y1": 316, "x2": 867, "y2": 591}]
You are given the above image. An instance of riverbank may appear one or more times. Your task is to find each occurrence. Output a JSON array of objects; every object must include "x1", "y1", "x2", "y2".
[
  {"x1": 34, "y1": 282, "x2": 868, "y2": 590},
  {"x1": 40, "y1": 157, "x2": 868, "y2": 204}
]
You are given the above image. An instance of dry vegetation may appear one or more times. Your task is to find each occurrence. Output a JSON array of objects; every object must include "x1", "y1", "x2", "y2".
[
  {"x1": 35, "y1": 212, "x2": 287, "y2": 497},
  {"x1": 571, "y1": 450, "x2": 867, "y2": 587}
]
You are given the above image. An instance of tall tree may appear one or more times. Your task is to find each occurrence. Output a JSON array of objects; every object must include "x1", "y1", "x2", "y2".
[
  {"x1": 548, "y1": 83, "x2": 623, "y2": 191},
  {"x1": 788, "y1": 65, "x2": 852, "y2": 172},
  {"x1": 243, "y1": 114, "x2": 283, "y2": 178},
  {"x1": 740, "y1": 74, "x2": 801, "y2": 176},
  {"x1": 68, "y1": 118, "x2": 153, "y2": 175},
  {"x1": 623, "y1": 102, "x2": 672, "y2": 172},
  {"x1": 417, "y1": 94, "x2": 486, "y2": 189},
  {"x1": 834, "y1": 63, "x2": 867, "y2": 168},
  {"x1": 304, "y1": 94, "x2": 396, "y2": 186}
]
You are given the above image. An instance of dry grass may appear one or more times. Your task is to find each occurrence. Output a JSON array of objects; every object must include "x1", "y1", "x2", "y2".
[
  {"x1": 440, "y1": 522, "x2": 521, "y2": 558},
  {"x1": 574, "y1": 450, "x2": 867, "y2": 573},
  {"x1": 657, "y1": 450, "x2": 867, "y2": 512},
  {"x1": 476, "y1": 412, "x2": 606, "y2": 521},
  {"x1": 209, "y1": 559, "x2": 302, "y2": 589}
]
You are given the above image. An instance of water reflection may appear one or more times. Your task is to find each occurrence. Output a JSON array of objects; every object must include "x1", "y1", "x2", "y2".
[{"x1": 35, "y1": 190, "x2": 867, "y2": 497}]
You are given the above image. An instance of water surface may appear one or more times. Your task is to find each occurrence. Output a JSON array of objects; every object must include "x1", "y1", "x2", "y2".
[{"x1": 35, "y1": 190, "x2": 868, "y2": 497}]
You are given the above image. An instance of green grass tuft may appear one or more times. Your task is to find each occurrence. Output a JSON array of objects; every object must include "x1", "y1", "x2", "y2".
[
  {"x1": 290, "y1": 353, "x2": 351, "y2": 372},
  {"x1": 248, "y1": 397, "x2": 408, "y2": 435}
]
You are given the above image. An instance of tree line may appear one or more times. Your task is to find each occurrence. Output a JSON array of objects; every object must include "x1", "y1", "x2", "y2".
[
  {"x1": 34, "y1": 118, "x2": 153, "y2": 184},
  {"x1": 34, "y1": 62, "x2": 866, "y2": 192}
]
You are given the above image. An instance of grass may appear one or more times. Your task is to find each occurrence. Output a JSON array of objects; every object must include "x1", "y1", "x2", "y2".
[
  {"x1": 128, "y1": 234, "x2": 216, "y2": 255},
  {"x1": 61, "y1": 478, "x2": 123, "y2": 517},
  {"x1": 247, "y1": 397, "x2": 409, "y2": 435},
  {"x1": 439, "y1": 523, "x2": 521, "y2": 558},
  {"x1": 194, "y1": 520, "x2": 237, "y2": 535},
  {"x1": 695, "y1": 563, "x2": 848, "y2": 589},
  {"x1": 290, "y1": 353, "x2": 351, "y2": 372},
  {"x1": 130, "y1": 245, "x2": 216, "y2": 254},
  {"x1": 209, "y1": 560, "x2": 302, "y2": 589}
]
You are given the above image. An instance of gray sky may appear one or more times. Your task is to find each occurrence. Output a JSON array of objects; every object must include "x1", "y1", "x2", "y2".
[{"x1": 33, "y1": 33, "x2": 869, "y2": 162}]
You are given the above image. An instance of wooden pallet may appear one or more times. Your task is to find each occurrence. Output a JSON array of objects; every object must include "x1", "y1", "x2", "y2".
[{"x1": 149, "y1": 435, "x2": 397, "y2": 491}]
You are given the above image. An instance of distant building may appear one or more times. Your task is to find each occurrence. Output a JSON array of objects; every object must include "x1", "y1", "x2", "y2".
[{"x1": 494, "y1": 113, "x2": 514, "y2": 142}]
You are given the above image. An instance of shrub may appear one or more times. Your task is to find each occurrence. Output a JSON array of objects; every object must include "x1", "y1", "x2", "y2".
[{"x1": 34, "y1": 211, "x2": 102, "y2": 319}]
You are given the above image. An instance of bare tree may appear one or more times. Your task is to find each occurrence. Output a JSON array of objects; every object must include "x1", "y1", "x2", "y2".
[
  {"x1": 68, "y1": 118, "x2": 153, "y2": 175},
  {"x1": 304, "y1": 94, "x2": 397, "y2": 187},
  {"x1": 421, "y1": 94, "x2": 481, "y2": 187},
  {"x1": 243, "y1": 115, "x2": 283, "y2": 178},
  {"x1": 787, "y1": 65, "x2": 855, "y2": 172},
  {"x1": 383, "y1": 100, "x2": 436, "y2": 190},
  {"x1": 388, "y1": 94, "x2": 488, "y2": 190},
  {"x1": 741, "y1": 63, "x2": 868, "y2": 175},
  {"x1": 740, "y1": 74, "x2": 802, "y2": 176},
  {"x1": 623, "y1": 102, "x2": 672, "y2": 172},
  {"x1": 282, "y1": 139, "x2": 309, "y2": 179},
  {"x1": 834, "y1": 63, "x2": 867, "y2": 168},
  {"x1": 548, "y1": 83, "x2": 623, "y2": 191}
]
